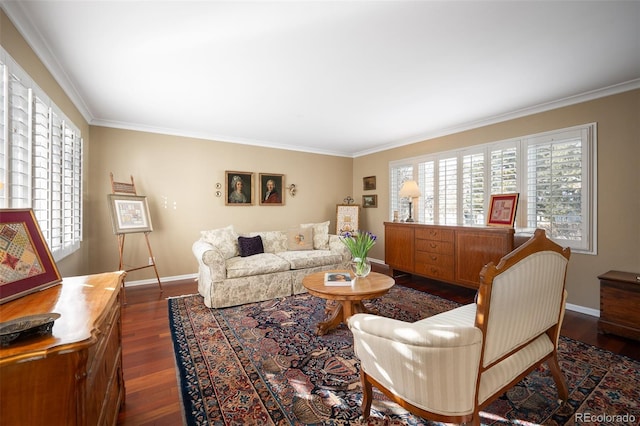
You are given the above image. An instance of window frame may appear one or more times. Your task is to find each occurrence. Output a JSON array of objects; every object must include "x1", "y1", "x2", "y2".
[
  {"x1": 389, "y1": 123, "x2": 597, "y2": 254},
  {"x1": 1, "y1": 47, "x2": 83, "y2": 262}
]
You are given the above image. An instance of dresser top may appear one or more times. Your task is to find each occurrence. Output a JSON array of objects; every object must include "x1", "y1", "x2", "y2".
[
  {"x1": 0, "y1": 271, "x2": 125, "y2": 362},
  {"x1": 598, "y1": 270, "x2": 640, "y2": 285}
]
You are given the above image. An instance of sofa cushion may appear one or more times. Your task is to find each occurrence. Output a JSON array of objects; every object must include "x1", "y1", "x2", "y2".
[
  {"x1": 225, "y1": 253, "x2": 291, "y2": 279},
  {"x1": 287, "y1": 227, "x2": 313, "y2": 250},
  {"x1": 300, "y1": 221, "x2": 330, "y2": 250},
  {"x1": 201, "y1": 225, "x2": 239, "y2": 259},
  {"x1": 238, "y1": 235, "x2": 264, "y2": 257},
  {"x1": 257, "y1": 231, "x2": 288, "y2": 253},
  {"x1": 277, "y1": 250, "x2": 343, "y2": 270}
]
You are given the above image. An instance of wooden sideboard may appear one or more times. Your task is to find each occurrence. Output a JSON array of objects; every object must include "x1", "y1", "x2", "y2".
[
  {"x1": 597, "y1": 270, "x2": 640, "y2": 341},
  {"x1": 385, "y1": 222, "x2": 514, "y2": 289},
  {"x1": 0, "y1": 271, "x2": 126, "y2": 426}
]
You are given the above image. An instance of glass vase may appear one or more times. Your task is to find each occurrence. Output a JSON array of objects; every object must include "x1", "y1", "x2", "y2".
[{"x1": 350, "y1": 257, "x2": 371, "y2": 278}]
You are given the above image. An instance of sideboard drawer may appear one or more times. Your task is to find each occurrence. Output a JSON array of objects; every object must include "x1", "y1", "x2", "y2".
[
  {"x1": 415, "y1": 239, "x2": 454, "y2": 254},
  {"x1": 415, "y1": 228, "x2": 454, "y2": 242},
  {"x1": 416, "y1": 252, "x2": 454, "y2": 268},
  {"x1": 415, "y1": 261, "x2": 455, "y2": 282}
]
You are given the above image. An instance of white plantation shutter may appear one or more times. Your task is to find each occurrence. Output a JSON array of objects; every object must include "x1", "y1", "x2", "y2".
[
  {"x1": 461, "y1": 151, "x2": 485, "y2": 225},
  {"x1": 526, "y1": 128, "x2": 591, "y2": 250},
  {"x1": 0, "y1": 63, "x2": 5, "y2": 205},
  {"x1": 7, "y1": 73, "x2": 31, "y2": 208},
  {"x1": 418, "y1": 160, "x2": 435, "y2": 223},
  {"x1": 490, "y1": 144, "x2": 518, "y2": 194},
  {"x1": 1, "y1": 48, "x2": 83, "y2": 260},
  {"x1": 438, "y1": 157, "x2": 457, "y2": 225},
  {"x1": 33, "y1": 96, "x2": 51, "y2": 240}
]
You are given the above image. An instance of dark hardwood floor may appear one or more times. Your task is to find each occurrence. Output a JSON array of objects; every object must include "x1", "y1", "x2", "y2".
[{"x1": 117, "y1": 266, "x2": 640, "y2": 425}]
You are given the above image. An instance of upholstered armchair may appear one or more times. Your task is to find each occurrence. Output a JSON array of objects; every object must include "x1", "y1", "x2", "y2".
[{"x1": 347, "y1": 229, "x2": 570, "y2": 425}]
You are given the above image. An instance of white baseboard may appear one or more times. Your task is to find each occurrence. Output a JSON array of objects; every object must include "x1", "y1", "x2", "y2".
[
  {"x1": 566, "y1": 303, "x2": 600, "y2": 317},
  {"x1": 124, "y1": 273, "x2": 197, "y2": 287},
  {"x1": 125, "y1": 266, "x2": 601, "y2": 318}
]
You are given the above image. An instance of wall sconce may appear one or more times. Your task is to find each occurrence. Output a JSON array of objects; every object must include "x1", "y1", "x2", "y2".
[{"x1": 286, "y1": 184, "x2": 297, "y2": 197}]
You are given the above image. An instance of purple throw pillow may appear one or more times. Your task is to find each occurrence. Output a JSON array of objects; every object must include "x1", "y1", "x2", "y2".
[{"x1": 238, "y1": 236, "x2": 264, "y2": 257}]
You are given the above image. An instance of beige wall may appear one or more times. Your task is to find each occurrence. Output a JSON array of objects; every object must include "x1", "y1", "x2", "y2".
[
  {"x1": 4, "y1": 9, "x2": 639, "y2": 312},
  {"x1": 88, "y1": 127, "x2": 353, "y2": 281},
  {"x1": 354, "y1": 89, "x2": 640, "y2": 311}
]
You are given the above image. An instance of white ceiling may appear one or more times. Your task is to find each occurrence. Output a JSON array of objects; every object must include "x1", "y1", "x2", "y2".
[{"x1": 3, "y1": 1, "x2": 640, "y2": 157}]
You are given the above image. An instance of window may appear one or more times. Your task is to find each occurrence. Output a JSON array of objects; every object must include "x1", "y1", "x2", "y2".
[
  {"x1": 389, "y1": 123, "x2": 596, "y2": 253},
  {"x1": 1, "y1": 48, "x2": 83, "y2": 261}
]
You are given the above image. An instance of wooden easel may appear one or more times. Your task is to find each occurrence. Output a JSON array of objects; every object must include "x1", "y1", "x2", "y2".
[{"x1": 110, "y1": 173, "x2": 163, "y2": 302}]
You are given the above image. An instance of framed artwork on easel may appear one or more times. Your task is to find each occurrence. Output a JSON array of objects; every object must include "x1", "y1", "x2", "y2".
[
  {"x1": 336, "y1": 204, "x2": 360, "y2": 235},
  {"x1": 107, "y1": 194, "x2": 153, "y2": 234}
]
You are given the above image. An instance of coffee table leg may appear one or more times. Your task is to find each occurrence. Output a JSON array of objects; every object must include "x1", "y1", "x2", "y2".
[
  {"x1": 317, "y1": 302, "x2": 344, "y2": 336},
  {"x1": 317, "y1": 300, "x2": 371, "y2": 335}
]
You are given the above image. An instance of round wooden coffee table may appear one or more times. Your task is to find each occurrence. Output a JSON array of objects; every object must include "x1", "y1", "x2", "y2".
[{"x1": 302, "y1": 270, "x2": 395, "y2": 335}]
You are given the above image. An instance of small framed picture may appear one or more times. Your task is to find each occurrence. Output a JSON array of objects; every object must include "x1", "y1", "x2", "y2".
[
  {"x1": 108, "y1": 194, "x2": 153, "y2": 234},
  {"x1": 225, "y1": 171, "x2": 254, "y2": 205},
  {"x1": 487, "y1": 193, "x2": 519, "y2": 227},
  {"x1": 259, "y1": 173, "x2": 284, "y2": 206},
  {"x1": 1, "y1": 208, "x2": 62, "y2": 304},
  {"x1": 362, "y1": 194, "x2": 377, "y2": 208},
  {"x1": 363, "y1": 176, "x2": 376, "y2": 190}
]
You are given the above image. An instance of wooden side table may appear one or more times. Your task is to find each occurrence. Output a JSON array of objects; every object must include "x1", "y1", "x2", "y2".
[
  {"x1": 302, "y1": 270, "x2": 395, "y2": 335},
  {"x1": 598, "y1": 270, "x2": 640, "y2": 341}
]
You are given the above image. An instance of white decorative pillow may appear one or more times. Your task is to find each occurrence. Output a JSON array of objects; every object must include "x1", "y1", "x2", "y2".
[
  {"x1": 287, "y1": 227, "x2": 314, "y2": 251},
  {"x1": 200, "y1": 225, "x2": 239, "y2": 259},
  {"x1": 300, "y1": 221, "x2": 330, "y2": 250}
]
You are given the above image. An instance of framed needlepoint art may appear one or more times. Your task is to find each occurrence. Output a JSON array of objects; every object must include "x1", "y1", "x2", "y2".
[
  {"x1": 487, "y1": 193, "x2": 519, "y2": 227},
  {"x1": 0, "y1": 209, "x2": 62, "y2": 304},
  {"x1": 336, "y1": 204, "x2": 360, "y2": 235},
  {"x1": 108, "y1": 194, "x2": 153, "y2": 234}
]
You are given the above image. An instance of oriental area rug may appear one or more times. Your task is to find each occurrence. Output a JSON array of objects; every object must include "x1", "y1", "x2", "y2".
[{"x1": 168, "y1": 286, "x2": 640, "y2": 425}]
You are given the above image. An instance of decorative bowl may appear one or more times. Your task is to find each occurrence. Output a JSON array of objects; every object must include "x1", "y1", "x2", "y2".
[{"x1": 0, "y1": 313, "x2": 61, "y2": 347}]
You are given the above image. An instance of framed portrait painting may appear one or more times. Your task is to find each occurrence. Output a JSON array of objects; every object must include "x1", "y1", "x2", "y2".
[
  {"x1": 259, "y1": 173, "x2": 284, "y2": 206},
  {"x1": 487, "y1": 193, "x2": 519, "y2": 227},
  {"x1": 0, "y1": 209, "x2": 62, "y2": 304},
  {"x1": 336, "y1": 204, "x2": 360, "y2": 235},
  {"x1": 108, "y1": 194, "x2": 153, "y2": 234},
  {"x1": 225, "y1": 171, "x2": 254, "y2": 205}
]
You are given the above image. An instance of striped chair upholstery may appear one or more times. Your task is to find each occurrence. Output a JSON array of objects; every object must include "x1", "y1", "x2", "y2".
[{"x1": 348, "y1": 229, "x2": 570, "y2": 425}]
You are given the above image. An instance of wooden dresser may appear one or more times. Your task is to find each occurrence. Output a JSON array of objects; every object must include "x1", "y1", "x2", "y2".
[
  {"x1": 598, "y1": 270, "x2": 640, "y2": 341},
  {"x1": 0, "y1": 271, "x2": 126, "y2": 426},
  {"x1": 385, "y1": 222, "x2": 514, "y2": 289}
]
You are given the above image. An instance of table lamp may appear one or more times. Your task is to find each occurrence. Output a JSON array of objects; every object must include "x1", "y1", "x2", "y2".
[{"x1": 399, "y1": 180, "x2": 421, "y2": 222}]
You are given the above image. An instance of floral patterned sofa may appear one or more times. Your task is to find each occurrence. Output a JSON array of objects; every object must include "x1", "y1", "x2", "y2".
[{"x1": 192, "y1": 222, "x2": 351, "y2": 308}]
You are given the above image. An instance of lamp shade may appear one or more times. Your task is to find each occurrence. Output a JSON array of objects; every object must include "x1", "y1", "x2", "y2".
[{"x1": 399, "y1": 180, "x2": 421, "y2": 198}]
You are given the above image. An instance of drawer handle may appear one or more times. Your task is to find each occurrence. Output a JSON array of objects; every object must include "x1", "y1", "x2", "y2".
[
  {"x1": 430, "y1": 255, "x2": 438, "y2": 261},
  {"x1": 430, "y1": 243, "x2": 437, "y2": 248}
]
